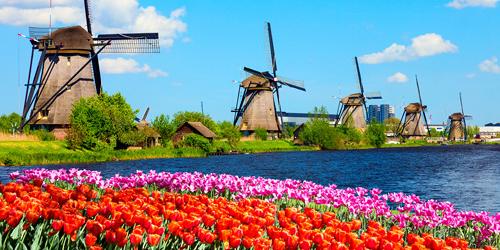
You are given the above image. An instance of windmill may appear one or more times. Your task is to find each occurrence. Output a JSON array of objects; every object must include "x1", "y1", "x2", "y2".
[
  {"x1": 232, "y1": 22, "x2": 305, "y2": 136},
  {"x1": 396, "y1": 75, "x2": 430, "y2": 139},
  {"x1": 335, "y1": 57, "x2": 381, "y2": 129},
  {"x1": 446, "y1": 92, "x2": 470, "y2": 141},
  {"x1": 135, "y1": 107, "x2": 150, "y2": 124},
  {"x1": 18, "y1": 0, "x2": 159, "y2": 135}
]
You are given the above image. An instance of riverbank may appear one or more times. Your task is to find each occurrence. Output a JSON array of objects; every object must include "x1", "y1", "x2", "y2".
[
  {"x1": 0, "y1": 139, "x2": 467, "y2": 167},
  {"x1": 0, "y1": 140, "x2": 318, "y2": 166}
]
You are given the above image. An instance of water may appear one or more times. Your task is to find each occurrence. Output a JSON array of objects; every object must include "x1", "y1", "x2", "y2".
[{"x1": 1, "y1": 145, "x2": 499, "y2": 213}]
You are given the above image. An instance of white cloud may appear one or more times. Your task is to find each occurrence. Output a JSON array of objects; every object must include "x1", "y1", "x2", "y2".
[
  {"x1": 359, "y1": 33, "x2": 458, "y2": 64},
  {"x1": 479, "y1": 57, "x2": 500, "y2": 74},
  {"x1": 0, "y1": 6, "x2": 82, "y2": 26},
  {"x1": 447, "y1": 0, "x2": 498, "y2": 9},
  {"x1": 387, "y1": 72, "x2": 409, "y2": 83},
  {"x1": 0, "y1": 0, "x2": 187, "y2": 48},
  {"x1": 100, "y1": 57, "x2": 167, "y2": 78},
  {"x1": 0, "y1": 0, "x2": 74, "y2": 7}
]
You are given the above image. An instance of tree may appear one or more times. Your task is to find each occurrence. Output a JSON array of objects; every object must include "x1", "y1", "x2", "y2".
[
  {"x1": 152, "y1": 114, "x2": 175, "y2": 146},
  {"x1": 217, "y1": 121, "x2": 241, "y2": 147},
  {"x1": 429, "y1": 128, "x2": 443, "y2": 137},
  {"x1": 0, "y1": 113, "x2": 21, "y2": 134},
  {"x1": 299, "y1": 106, "x2": 346, "y2": 150},
  {"x1": 67, "y1": 93, "x2": 138, "y2": 150},
  {"x1": 364, "y1": 120, "x2": 386, "y2": 148},
  {"x1": 172, "y1": 111, "x2": 218, "y2": 134},
  {"x1": 466, "y1": 126, "x2": 480, "y2": 140},
  {"x1": 384, "y1": 117, "x2": 400, "y2": 134}
]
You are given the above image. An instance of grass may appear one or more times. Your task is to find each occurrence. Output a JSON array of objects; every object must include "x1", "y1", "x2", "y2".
[
  {"x1": 236, "y1": 140, "x2": 318, "y2": 153},
  {"x1": 1, "y1": 138, "x2": 475, "y2": 167},
  {"x1": 0, "y1": 141, "x2": 206, "y2": 166},
  {"x1": 0, "y1": 140, "x2": 316, "y2": 166}
]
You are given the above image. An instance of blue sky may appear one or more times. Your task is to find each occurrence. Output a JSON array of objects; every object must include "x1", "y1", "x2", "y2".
[{"x1": 0, "y1": 0, "x2": 499, "y2": 125}]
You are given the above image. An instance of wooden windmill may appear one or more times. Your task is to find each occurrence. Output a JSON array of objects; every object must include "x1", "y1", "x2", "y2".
[
  {"x1": 335, "y1": 57, "x2": 381, "y2": 129},
  {"x1": 19, "y1": 0, "x2": 159, "y2": 134},
  {"x1": 232, "y1": 22, "x2": 305, "y2": 136},
  {"x1": 446, "y1": 92, "x2": 469, "y2": 141},
  {"x1": 397, "y1": 75, "x2": 430, "y2": 139}
]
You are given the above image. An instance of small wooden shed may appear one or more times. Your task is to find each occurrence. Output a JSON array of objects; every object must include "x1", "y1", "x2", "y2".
[
  {"x1": 137, "y1": 121, "x2": 161, "y2": 148},
  {"x1": 172, "y1": 122, "x2": 216, "y2": 143}
]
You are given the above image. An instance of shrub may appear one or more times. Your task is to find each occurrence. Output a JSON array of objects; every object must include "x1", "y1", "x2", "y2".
[
  {"x1": 31, "y1": 129, "x2": 56, "y2": 141},
  {"x1": 338, "y1": 126, "x2": 362, "y2": 145},
  {"x1": 254, "y1": 128, "x2": 268, "y2": 141},
  {"x1": 384, "y1": 117, "x2": 400, "y2": 134},
  {"x1": 217, "y1": 121, "x2": 241, "y2": 147},
  {"x1": 67, "y1": 93, "x2": 137, "y2": 150},
  {"x1": 180, "y1": 134, "x2": 211, "y2": 153},
  {"x1": 119, "y1": 130, "x2": 146, "y2": 148},
  {"x1": 365, "y1": 120, "x2": 386, "y2": 148},
  {"x1": 152, "y1": 114, "x2": 175, "y2": 146},
  {"x1": 211, "y1": 140, "x2": 232, "y2": 153},
  {"x1": 299, "y1": 106, "x2": 346, "y2": 150},
  {"x1": 0, "y1": 113, "x2": 21, "y2": 133},
  {"x1": 300, "y1": 120, "x2": 345, "y2": 150}
]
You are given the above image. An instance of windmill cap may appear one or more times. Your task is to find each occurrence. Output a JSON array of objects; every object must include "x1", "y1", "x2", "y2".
[
  {"x1": 404, "y1": 103, "x2": 426, "y2": 113},
  {"x1": 449, "y1": 113, "x2": 464, "y2": 120},
  {"x1": 41, "y1": 26, "x2": 92, "y2": 54}
]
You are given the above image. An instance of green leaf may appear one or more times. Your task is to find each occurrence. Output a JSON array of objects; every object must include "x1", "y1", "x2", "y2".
[
  {"x1": 30, "y1": 224, "x2": 44, "y2": 250},
  {"x1": 10, "y1": 221, "x2": 23, "y2": 240}
]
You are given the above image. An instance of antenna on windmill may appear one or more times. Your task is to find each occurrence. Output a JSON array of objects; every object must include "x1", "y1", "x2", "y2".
[{"x1": 49, "y1": 0, "x2": 52, "y2": 37}]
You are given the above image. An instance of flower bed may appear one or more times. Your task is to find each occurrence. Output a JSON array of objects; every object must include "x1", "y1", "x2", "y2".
[
  {"x1": 0, "y1": 181, "x2": 496, "y2": 250},
  {"x1": 4, "y1": 168, "x2": 500, "y2": 249}
]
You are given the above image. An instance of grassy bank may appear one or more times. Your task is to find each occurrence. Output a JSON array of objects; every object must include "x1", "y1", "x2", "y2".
[
  {"x1": 0, "y1": 141, "x2": 206, "y2": 166},
  {"x1": 0, "y1": 139, "x2": 475, "y2": 167},
  {"x1": 236, "y1": 140, "x2": 318, "y2": 153},
  {"x1": 0, "y1": 140, "x2": 317, "y2": 166}
]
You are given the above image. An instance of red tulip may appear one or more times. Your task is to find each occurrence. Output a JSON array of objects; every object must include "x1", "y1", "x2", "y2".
[
  {"x1": 85, "y1": 233, "x2": 97, "y2": 246},
  {"x1": 130, "y1": 233, "x2": 143, "y2": 246},
  {"x1": 147, "y1": 234, "x2": 161, "y2": 246}
]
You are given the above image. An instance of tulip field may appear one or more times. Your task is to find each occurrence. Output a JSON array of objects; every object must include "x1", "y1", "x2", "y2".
[{"x1": 0, "y1": 168, "x2": 498, "y2": 249}]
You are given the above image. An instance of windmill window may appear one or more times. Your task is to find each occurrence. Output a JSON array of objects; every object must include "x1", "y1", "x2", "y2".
[
  {"x1": 41, "y1": 110, "x2": 49, "y2": 118},
  {"x1": 66, "y1": 57, "x2": 71, "y2": 66}
]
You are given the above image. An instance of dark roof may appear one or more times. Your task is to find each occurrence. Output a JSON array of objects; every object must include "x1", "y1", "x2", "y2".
[
  {"x1": 177, "y1": 122, "x2": 216, "y2": 138},
  {"x1": 277, "y1": 112, "x2": 338, "y2": 120},
  {"x1": 485, "y1": 123, "x2": 500, "y2": 127}
]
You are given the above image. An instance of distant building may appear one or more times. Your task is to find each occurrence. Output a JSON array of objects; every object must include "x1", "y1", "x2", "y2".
[
  {"x1": 480, "y1": 123, "x2": 500, "y2": 138},
  {"x1": 368, "y1": 105, "x2": 380, "y2": 123},
  {"x1": 379, "y1": 104, "x2": 394, "y2": 122},
  {"x1": 389, "y1": 105, "x2": 395, "y2": 118},
  {"x1": 485, "y1": 123, "x2": 500, "y2": 127},
  {"x1": 367, "y1": 104, "x2": 395, "y2": 123},
  {"x1": 426, "y1": 124, "x2": 447, "y2": 133},
  {"x1": 279, "y1": 112, "x2": 338, "y2": 127}
]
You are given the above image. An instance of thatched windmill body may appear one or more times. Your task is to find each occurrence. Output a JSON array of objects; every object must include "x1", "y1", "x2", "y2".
[
  {"x1": 335, "y1": 57, "x2": 381, "y2": 129},
  {"x1": 19, "y1": 0, "x2": 159, "y2": 133},
  {"x1": 232, "y1": 22, "x2": 305, "y2": 136},
  {"x1": 446, "y1": 93, "x2": 469, "y2": 141},
  {"x1": 397, "y1": 76, "x2": 430, "y2": 139}
]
